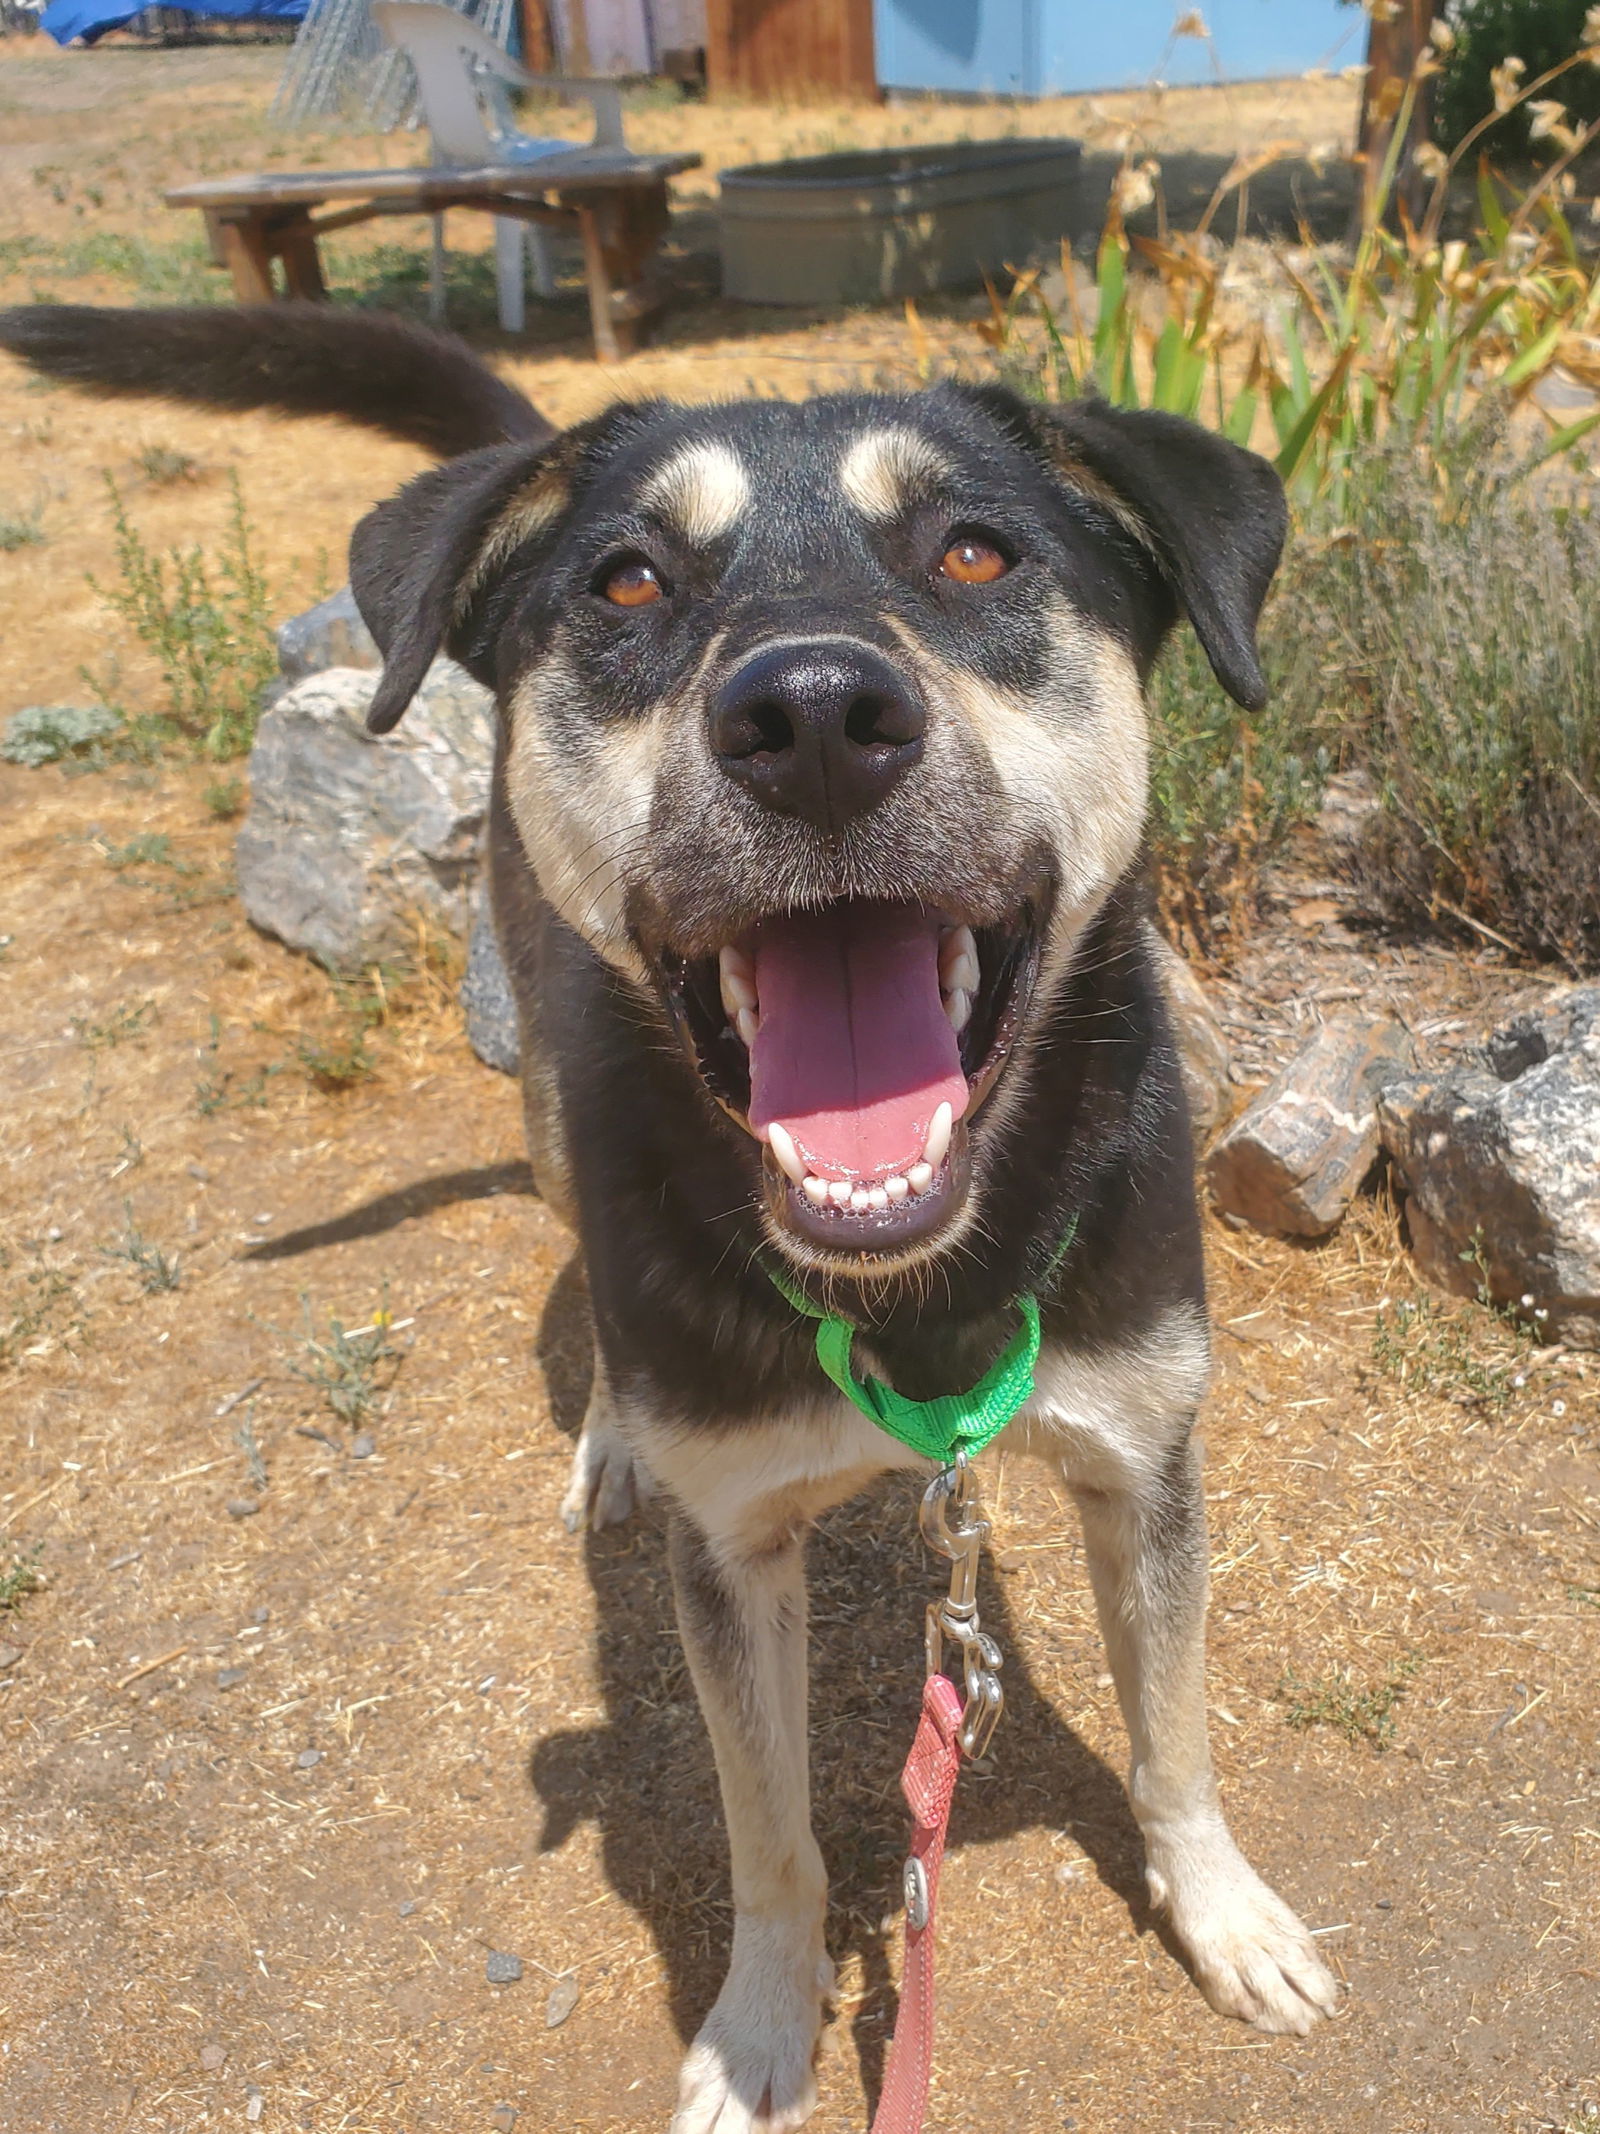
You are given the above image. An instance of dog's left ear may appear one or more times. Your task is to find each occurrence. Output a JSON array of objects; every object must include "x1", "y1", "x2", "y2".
[
  {"x1": 349, "y1": 400, "x2": 663, "y2": 734},
  {"x1": 1046, "y1": 397, "x2": 1286, "y2": 712},
  {"x1": 957, "y1": 385, "x2": 1286, "y2": 711},
  {"x1": 349, "y1": 441, "x2": 559, "y2": 734}
]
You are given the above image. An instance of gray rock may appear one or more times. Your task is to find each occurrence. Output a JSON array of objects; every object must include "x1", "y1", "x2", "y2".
[
  {"x1": 545, "y1": 1976, "x2": 580, "y2": 2028},
  {"x1": 1147, "y1": 929, "x2": 1233, "y2": 1141},
  {"x1": 1207, "y1": 1016, "x2": 1415, "y2": 1238},
  {"x1": 275, "y1": 585, "x2": 380, "y2": 684},
  {"x1": 236, "y1": 663, "x2": 493, "y2": 970},
  {"x1": 1379, "y1": 986, "x2": 1600, "y2": 1347},
  {"x1": 485, "y1": 1950, "x2": 523, "y2": 1986},
  {"x1": 462, "y1": 892, "x2": 520, "y2": 1075}
]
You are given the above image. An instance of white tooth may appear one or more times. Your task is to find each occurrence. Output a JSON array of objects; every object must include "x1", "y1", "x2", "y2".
[
  {"x1": 850, "y1": 1187, "x2": 870, "y2": 1212},
  {"x1": 923, "y1": 1101, "x2": 953, "y2": 1169},
  {"x1": 868, "y1": 1186, "x2": 889, "y2": 1211},
  {"x1": 802, "y1": 1175, "x2": 830, "y2": 1205},
  {"x1": 719, "y1": 945, "x2": 758, "y2": 1022},
  {"x1": 827, "y1": 1180, "x2": 853, "y2": 1206},
  {"x1": 736, "y1": 1006, "x2": 760, "y2": 1049},
  {"x1": 885, "y1": 1175, "x2": 910, "y2": 1203},
  {"x1": 944, "y1": 987, "x2": 972, "y2": 1036},
  {"x1": 939, "y1": 924, "x2": 979, "y2": 996},
  {"x1": 908, "y1": 1162, "x2": 934, "y2": 1195},
  {"x1": 766, "y1": 1121, "x2": 805, "y2": 1186}
]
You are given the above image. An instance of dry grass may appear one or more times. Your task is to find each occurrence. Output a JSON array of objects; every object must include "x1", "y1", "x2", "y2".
[{"x1": 2, "y1": 47, "x2": 1599, "y2": 2134}]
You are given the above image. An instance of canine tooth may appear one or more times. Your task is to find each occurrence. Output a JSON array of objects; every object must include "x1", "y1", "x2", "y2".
[
  {"x1": 885, "y1": 1175, "x2": 910, "y2": 1203},
  {"x1": 850, "y1": 1187, "x2": 870, "y2": 1212},
  {"x1": 923, "y1": 1101, "x2": 953, "y2": 1169},
  {"x1": 908, "y1": 1162, "x2": 934, "y2": 1195},
  {"x1": 868, "y1": 1186, "x2": 889, "y2": 1211},
  {"x1": 766, "y1": 1121, "x2": 805, "y2": 1186},
  {"x1": 718, "y1": 944, "x2": 757, "y2": 1003},
  {"x1": 944, "y1": 987, "x2": 972, "y2": 1036},
  {"x1": 827, "y1": 1180, "x2": 853, "y2": 1206},
  {"x1": 938, "y1": 924, "x2": 979, "y2": 996},
  {"x1": 735, "y1": 1006, "x2": 760, "y2": 1049},
  {"x1": 802, "y1": 1175, "x2": 830, "y2": 1205}
]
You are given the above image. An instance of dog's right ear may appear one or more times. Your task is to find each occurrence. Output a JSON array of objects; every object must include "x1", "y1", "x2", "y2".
[{"x1": 349, "y1": 441, "x2": 561, "y2": 734}]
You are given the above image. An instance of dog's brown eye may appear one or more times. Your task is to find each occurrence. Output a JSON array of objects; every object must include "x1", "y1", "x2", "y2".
[
  {"x1": 940, "y1": 537, "x2": 1010, "y2": 586},
  {"x1": 600, "y1": 557, "x2": 663, "y2": 608}
]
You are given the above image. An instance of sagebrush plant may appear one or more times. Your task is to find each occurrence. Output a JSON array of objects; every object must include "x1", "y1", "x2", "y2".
[
  {"x1": 1286, "y1": 427, "x2": 1600, "y2": 968},
  {"x1": 0, "y1": 504, "x2": 46, "y2": 552},
  {"x1": 90, "y1": 470, "x2": 276, "y2": 760}
]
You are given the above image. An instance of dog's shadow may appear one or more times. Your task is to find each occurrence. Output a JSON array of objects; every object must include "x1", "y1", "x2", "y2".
[{"x1": 528, "y1": 1255, "x2": 1168, "y2": 2112}]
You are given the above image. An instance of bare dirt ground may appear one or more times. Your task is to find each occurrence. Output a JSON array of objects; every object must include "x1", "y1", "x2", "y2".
[{"x1": 2, "y1": 44, "x2": 1599, "y2": 2134}]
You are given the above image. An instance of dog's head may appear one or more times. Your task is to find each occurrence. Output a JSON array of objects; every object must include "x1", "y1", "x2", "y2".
[{"x1": 351, "y1": 383, "x2": 1283, "y2": 1280}]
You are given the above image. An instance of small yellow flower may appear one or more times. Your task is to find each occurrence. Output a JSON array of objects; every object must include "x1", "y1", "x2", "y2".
[
  {"x1": 1412, "y1": 141, "x2": 1449, "y2": 181},
  {"x1": 1173, "y1": 9, "x2": 1208, "y2": 37},
  {"x1": 1586, "y1": 5, "x2": 1600, "y2": 45},
  {"x1": 1427, "y1": 17, "x2": 1455, "y2": 53}
]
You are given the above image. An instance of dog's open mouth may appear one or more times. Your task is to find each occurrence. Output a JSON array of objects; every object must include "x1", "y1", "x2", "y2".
[{"x1": 658, "y1": 898, "x2": 1040, "y2": 1252}]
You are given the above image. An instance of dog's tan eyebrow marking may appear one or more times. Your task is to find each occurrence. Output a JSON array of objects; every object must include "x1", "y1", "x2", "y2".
[
  {"x1": 638, "y1": 440, "x2": 750, "y2": 544},
  {"x1": 839, "y1": 427, "x2": 951, "y2": 521},
  {"x1": 454, "y1": 471, "x2": 570, "y2": 618}
]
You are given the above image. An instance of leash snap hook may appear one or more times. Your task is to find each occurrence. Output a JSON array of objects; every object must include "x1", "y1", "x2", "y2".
[{"x1": 919, "y1": 1456, "x2": 1005, "y2": 1758}]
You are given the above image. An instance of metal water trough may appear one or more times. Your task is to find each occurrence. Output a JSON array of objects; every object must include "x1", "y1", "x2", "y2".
[{"x1": 719, "y1": 137, "x2": 1084, "y2": 307}]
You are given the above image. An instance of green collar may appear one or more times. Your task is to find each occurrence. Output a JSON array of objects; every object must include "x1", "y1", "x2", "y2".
[{"x1": 762, "y1": 1217, "x2": 1077, "y2": 1465}]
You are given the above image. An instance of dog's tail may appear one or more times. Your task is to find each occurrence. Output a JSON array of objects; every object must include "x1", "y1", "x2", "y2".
[{"x1": 0, "y1": 302, "x2": 554, "y2": 459}]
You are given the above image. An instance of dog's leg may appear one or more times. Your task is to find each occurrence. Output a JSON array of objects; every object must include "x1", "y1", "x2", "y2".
[
  {"x1": 667, "y1": 1510, "x2": 830, "y2": 2134},
  {"x1": 560, "y1": 1356, "x2": 655, "y2": 1533},
  {"x1": 1072, "y1": 1438, "x2": 1339, "y2": 2036}
]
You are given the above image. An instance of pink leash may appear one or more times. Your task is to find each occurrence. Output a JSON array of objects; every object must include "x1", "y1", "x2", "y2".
[
  {"x1": 870, "y1": 1460, "x2": 1002, "y2": 2134},
  {"x1": 869, "y1": 1672, "x2": 966, "y2": 2134}
]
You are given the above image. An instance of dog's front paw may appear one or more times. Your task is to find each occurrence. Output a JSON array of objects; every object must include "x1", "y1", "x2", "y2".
[
  {"x1": 670, "y1": 1940, "x2": 831, "y2": 2133},
  {"x1": 1150, "y1": 1838, "x2": 1339, "y2": 2036},
  {"x1": 560, "y1": 1415, "x2": 653, "y2": 1533}
]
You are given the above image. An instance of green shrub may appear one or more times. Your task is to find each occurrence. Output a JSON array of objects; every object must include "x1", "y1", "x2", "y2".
[
  {"x1": 1146, "y1": 416, "x2": 1600, "y2": 970},
  {"x1": 1279, "y1": 426, "x2": 1600, "y2": 971},
  {"x1": 1434, "y1": 0, "x2": 1600, "y2": 155},
  {"x1": 91, "y1": 471, "x2": 276, "y2": 760}
]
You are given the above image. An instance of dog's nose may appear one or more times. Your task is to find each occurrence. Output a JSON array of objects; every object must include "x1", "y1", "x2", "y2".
[{"x1": 708, "y1": 642, "x2": 925, "y2": 831}]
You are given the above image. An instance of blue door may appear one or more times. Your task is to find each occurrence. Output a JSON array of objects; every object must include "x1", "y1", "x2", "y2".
[{"x1": 875, "y1": 0, "x2": 1362, "y2": 97}]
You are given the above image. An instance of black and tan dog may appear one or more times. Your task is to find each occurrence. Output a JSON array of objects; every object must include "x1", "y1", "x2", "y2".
[{"x1": 1, "y1": 304, "x2": 1338, "y2": 2129}]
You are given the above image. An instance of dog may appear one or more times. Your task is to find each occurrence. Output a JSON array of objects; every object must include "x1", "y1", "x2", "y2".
[{"x1": 0, "y1": 303, "x2": 1338, "y2": 2130}]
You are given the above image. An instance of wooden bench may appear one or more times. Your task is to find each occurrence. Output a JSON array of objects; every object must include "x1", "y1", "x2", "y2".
[{"x1": 166, "y1": 149, "x2": 700, "y2": 362}]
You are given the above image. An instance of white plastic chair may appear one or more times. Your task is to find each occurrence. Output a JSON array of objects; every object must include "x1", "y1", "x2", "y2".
[{"x1": 372, "y1": 0, "x2": 626, "y2": 333}]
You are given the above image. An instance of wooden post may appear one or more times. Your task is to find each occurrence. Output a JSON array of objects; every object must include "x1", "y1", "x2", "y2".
[
  {"x1": 707, "y1": 0, "x2": 878, "y2": 101},
  {"x1": 518, "y1": 0, "x2": 555, "y2": 71},
  {"x1": 1353, "y1": 0, "x2": 1439, "y2": 231},
  {"x1": 214, "y1": 211, "x2": 277, "y2": 303},
  {"x1": 562, "y1": 0, "x2": 591, "y2": 74}
]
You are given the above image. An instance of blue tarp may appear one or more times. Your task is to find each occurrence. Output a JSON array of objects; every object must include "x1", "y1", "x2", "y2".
[{"x1": 42, "y1": 0, "x2": 307, "y2": 46}]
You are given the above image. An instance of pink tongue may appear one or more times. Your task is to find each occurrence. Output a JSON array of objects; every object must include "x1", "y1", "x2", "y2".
[{"x1": 748, "y1": 904, "x2": 968, "y2": 1183}]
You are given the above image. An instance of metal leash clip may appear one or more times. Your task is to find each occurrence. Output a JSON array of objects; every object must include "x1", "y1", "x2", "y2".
[{"x1": 919, "y1": 1452, "x2": 1004, "y2": 1757}]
